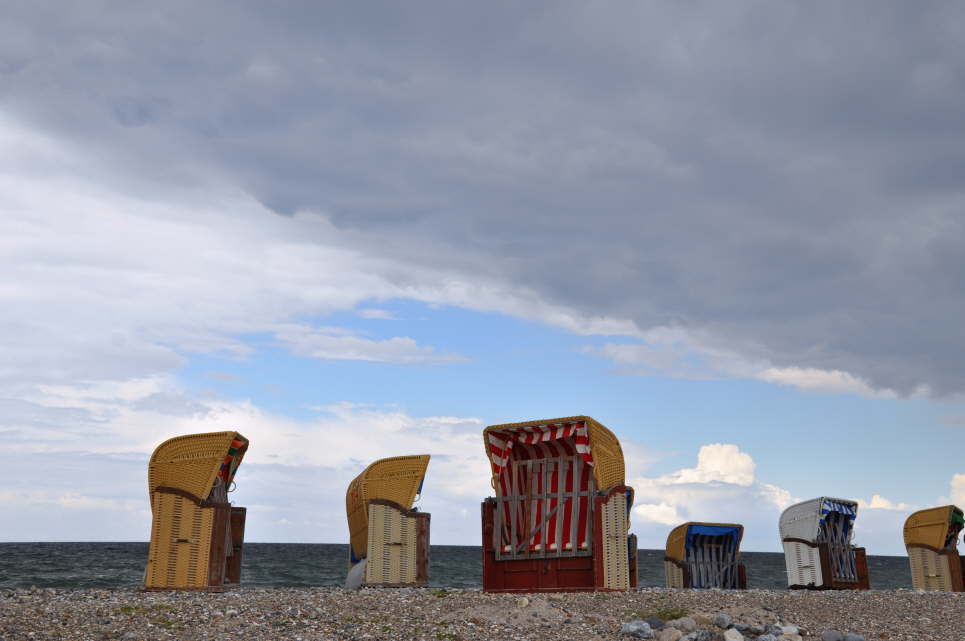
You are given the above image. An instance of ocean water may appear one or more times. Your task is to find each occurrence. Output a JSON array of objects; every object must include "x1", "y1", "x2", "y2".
[{"x1": 0, "y1": 543, "x2": 912, "y2": 591}]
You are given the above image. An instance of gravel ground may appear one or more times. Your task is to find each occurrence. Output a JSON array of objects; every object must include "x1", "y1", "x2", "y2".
[{"x1": 0, "y1": 587, "x2": 960, "y2": 641}]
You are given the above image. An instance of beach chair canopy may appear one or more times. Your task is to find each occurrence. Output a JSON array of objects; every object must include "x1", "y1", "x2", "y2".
[
  {"x1": 346, "y1": 455, "x2": 430, "y2": 563},
  {"x1": 779, "y1": 497, "x2": 857, "y2": 543},
  {"x1": 484, "y1": 415, "x2": 625, "y2": 492},
  {"x1": 148, "y1": 431, "x2": 249, "y2": 502},
  {"x1": 903, "y1": 505, "x2": 964, "y2": 551},
  {"x1": 666, "y1": 522, "x2": 743, "y2": 563}
]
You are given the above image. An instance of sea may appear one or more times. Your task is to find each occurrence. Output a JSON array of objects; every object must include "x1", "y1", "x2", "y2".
[{"x1": 0, "y1": 543, "x2": 913, "y2": 591}]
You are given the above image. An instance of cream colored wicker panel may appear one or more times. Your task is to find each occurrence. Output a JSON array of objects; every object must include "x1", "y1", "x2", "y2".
[
  {"x1": 664, "y1": 560, "x2": 684, "y2": 588},
  {"x1": 145, "y1": 492, "x2": 214, "y2": 588},
  {"x1": 782, "y1": 541, "x2": 823, "y2": 587},
  {"x1": 364, "y1": 503, "x2": 418, "y2": 585},
  {"x1": 908, "y1": 547, "x2": 953, "y2": 591},
  {"x1": 601, "y1": 493, "x2": 629, "y2": 589}
]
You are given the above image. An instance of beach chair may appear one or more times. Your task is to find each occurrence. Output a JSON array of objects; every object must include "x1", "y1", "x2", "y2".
[
  {"x1": 779, "y1": 497, "x2": 870, "y2": 590},
  {"x1": 144, "y1": 431, "x2": 249, "y2": 591},
  {"x1": 903, "y1": 505, "x2": 964, "y2": 592},
  {"x1": 345, "y1": 455, "x2": 431, "y2": 587},
  {"x1": 481, "y1": 416, "x2": 637, "y2": 592},
  {"x1": 664, "y1": 522, "x2": 746, "y2": 589}
]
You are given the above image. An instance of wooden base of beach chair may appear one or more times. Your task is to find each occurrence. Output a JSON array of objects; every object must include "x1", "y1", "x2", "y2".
[
  {"x1": 906, "y1": 545, "x2": 964, "y2": 591},
  {"x1": 481, "y1": 486, "x2": 633, "y2": 592},
  {"x1": 782, "y1": 538, "x2": 869, "y2": 590},
  {"x1": 663, "y1": 558, "x2": 747, "y2": 589},
  {"x1": 144, "y1": 487, "x2": 246, "y2": 590},
  {"x1": 362, "y1": 499, "x2": 430, "y2": 587}
]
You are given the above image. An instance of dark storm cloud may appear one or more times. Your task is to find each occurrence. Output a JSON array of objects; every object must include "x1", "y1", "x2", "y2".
[{"x1": 3, "y1": 1, "x2": 965, "y2": 394}]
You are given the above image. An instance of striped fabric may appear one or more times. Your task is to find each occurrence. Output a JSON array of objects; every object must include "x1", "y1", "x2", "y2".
[
  {"x1": 486, "y1": 421, "x2": 593, "y2": 473},
  {"x1": 219, "y1": 437, "x2": 247, "y2": 483},
  {"x1": 486, "y1": 421, "x2": 595, "y2": 553},
  {"x1": 820, "y1": 499, "x2": 857, "y2": 521}
]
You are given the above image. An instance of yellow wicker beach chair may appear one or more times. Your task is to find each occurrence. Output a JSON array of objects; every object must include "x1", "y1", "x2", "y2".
[
  {"x1": 664, "y1": 522, "x2": 746, "y2": 589},
  {"x1": 903, "y1": 505, "x2": 964, "y2": 592},
  {"x1": 481, "y1": 416, "x2": 637, "y2": 592},
  {"x1": 345, "y1": 455, "x2": 431, "y2": 587},
  {"x1": 144, "y1": 431, "x2": 249, "y2": 591}
]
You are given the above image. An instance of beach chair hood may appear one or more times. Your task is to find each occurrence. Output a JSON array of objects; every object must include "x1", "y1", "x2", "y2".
[
  {"x1": 345, "y1": 455, "x2": 430, "y2": 563},
  {"x1": 483, "y1": 415, "x2": 626, "y2": 492},
  {"x1": 779, "y1": 497, "x2": 857, "y2": 543},
  {"x1": 903, "y1": 505, "x2": 964, "y2": 551},
  {"x1": 148, "y1": 431, "x2": 249, "y2": 503}
]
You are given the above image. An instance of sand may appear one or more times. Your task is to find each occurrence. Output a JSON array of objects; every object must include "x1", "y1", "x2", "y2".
[{"x1": 0, "y1": 586, "x2": 960, "y2": 641}]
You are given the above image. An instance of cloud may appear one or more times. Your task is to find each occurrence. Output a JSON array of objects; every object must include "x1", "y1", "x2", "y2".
[
  {"x1": 857, "y1": 494, "x2": 912, "y2": 511},
  {"x1": 0, "y1": 394, "x2": 493, "y2": 543},
  {"x1": 356, "y1": 308, "x2": 397, "y2": 320},
  {"x1": 757, "y1": 368, "x2": 905, "y2": 398},
  {"x1": 2, "y1": 3, "x2": 965, "y2": 397},
  {"x1": 952, "y1": 474, "x2": 965, "y2": 505},
  {"x1": 274, "y1": 323, "x2": 467, "y2": 364},
  {"x1": 629, "y1": 443, "x2": 794, "y2": 551}
]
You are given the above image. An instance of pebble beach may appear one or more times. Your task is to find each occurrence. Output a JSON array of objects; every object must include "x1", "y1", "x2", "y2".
[{"x1": 1, "y1": 587, "x2": 960, "y2": 641}]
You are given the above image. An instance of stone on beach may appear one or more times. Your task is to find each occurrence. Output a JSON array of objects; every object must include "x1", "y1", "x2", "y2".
[
  {"x1": 713, "y1": 613, "x2": 733, "y2": 629},
  {"x1": 668, "y1": 616, "x2": 698, "y2": 632},
  {"x1": 722, "y1": 628, "x2": 744, "y2": 641},
  {"x1": 622, "y1": 620, "x2": 655, "y2": 638},
  {"x1": 658, "y1": 628, "x2": 683, "y2": 641}
]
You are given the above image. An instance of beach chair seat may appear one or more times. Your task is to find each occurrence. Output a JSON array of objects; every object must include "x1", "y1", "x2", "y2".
[
  {"x1": 779, "y1": 497, "x2": 869, "y2": 590},
  {"x1": 664, "y1": 522, "x2": 746, "y2": 589},
  {"x1": 144, "y1": 431, "x2": 249, "y2": 591},
  {"x1": 346, "y1": 455, "x2": 431, "y2": 587},
  {"x1": 481, "y1": 416, "x2": 636, "y2": 592},
  {"x1": 903, "y1": 505, "x2": 964, "y2": 592}
]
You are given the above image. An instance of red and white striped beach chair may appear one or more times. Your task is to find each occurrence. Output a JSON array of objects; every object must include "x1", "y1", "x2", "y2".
[{"x1": 481, "y1": 416, "x2": 636, "y2": 592}]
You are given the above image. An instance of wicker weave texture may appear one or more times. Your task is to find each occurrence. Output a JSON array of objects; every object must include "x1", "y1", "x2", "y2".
[
  {"x1": 903, "y1": 505, "x2": 960, "y2": 549},
  {"x1": 363, "y1": 502, "x2": 420, "y2": 585},
  {"x1": 483, "y1": 415, "x2": 626, "y2": 491},
  {"x1": 346, "y1": 455, "x2": 430, "y2": 561},
  {"x1": 601, "y1": 492, "x2": 629, "y2": 589},
  {"x1": 908, "y1": 547, "x2": 958, "y2": 591},
  {"x1": 664, "y1": 560, "x2": 685, "y2": 588},
  {"x1": 145, "y1": 492, "x2": 214, "y2": 588},
  {"x1": 148, "y1": 431, "x2": 248, "y2": 501}
]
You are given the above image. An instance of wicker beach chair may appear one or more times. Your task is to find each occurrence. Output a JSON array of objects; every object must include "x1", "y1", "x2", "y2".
[
  {"x1": 779, "y1": 497, "x2": 870, "y2": 590},
  {"x1": 664, "y1": 522, "x2": 746, "y2": 589},
  {"x1": 481, "y1": 416, "x2": 637, "y2": 592},
  {"x1": 144, "y1": 431, "x2": 249, "y2": 591},
  {"x1": 345, "y1": 455, "x2": 431, "y2": 587},
  {"x1": 903, "y1": 505, "x2": 964, "y2": 592}
]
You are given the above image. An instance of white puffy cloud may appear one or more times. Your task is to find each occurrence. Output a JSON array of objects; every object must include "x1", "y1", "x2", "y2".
[
  {"x1": 629, "y1": 443, "x2": 794, "y2": 552},
  {"x1": 857, "y1": 494, "x2": 912, "y2": 511},
  {"x1": 951, "y1": 474, "x2": 965, "y2": 505}
]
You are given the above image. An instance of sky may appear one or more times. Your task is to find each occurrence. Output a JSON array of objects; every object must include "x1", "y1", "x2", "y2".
[{"x1": 1, "y1": 1, "x2": 964, "y2": 556}]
